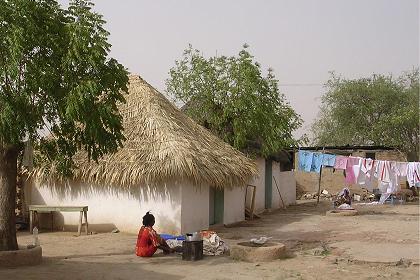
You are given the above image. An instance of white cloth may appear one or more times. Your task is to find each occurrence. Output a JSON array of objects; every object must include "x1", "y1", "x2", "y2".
[
  {"x1": 396, "y1": 162, "x2": 408, "y2": 178},
  {"x1": 374, "y1": 160, "x2": 391, "y2": 183},
  {"x1": 337, "y1": 203, "x2": 354, "y2": 210},
  {"x1": 202, "y1": 234, "x2": 229, "y2": 256},
  {"x1": 379, "y1": 193, "x2": 391, "y2": 204},
  {"x1": 407, "y1": 162, "x2": 420, "y2": 187},
  {"x1": 376, "y1": 161, "x2": 399, "y2": 204},
  {"x1": 357, "y1": 158, "x2": 375, "y2": 191},
  {"x1": 166, "y1": 239, "x2": 183, "y2": 248}
]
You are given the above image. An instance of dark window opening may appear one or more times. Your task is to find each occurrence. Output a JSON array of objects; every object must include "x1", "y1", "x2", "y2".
[{"x1": 366, "y1": 152, "x2": 376, "y2": 160}]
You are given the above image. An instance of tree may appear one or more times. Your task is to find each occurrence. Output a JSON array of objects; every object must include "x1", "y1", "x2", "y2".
[
  {"x1": 166, "y1": 44, "x2": 302, "y2": 157},
  {"x1": 0, "y1": 0, "x2": 128, "y2": 251},
  {"x1": 311, "y1": 69, "x2": 419, "y2": 160}
]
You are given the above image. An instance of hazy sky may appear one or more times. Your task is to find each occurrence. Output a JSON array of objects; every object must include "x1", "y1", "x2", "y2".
[{"x1": 61, "y1": 0, "x2": 419, "y2": 137}]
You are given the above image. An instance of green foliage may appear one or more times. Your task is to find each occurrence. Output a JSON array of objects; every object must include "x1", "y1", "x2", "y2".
[
  {"x1": 312, "y1": 69, "x2": 419, "y2": 160},
  {"x1": 166, "y1": 45, "x2": 302, "y2": 157},
  {"x1": 0, "y1": 0, "x2": 128, "y2": 174}
]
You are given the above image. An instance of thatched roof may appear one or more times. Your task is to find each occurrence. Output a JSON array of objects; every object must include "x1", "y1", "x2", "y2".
[{"x1": 35, "y1": 75, "x2": 257, "y2": 188}]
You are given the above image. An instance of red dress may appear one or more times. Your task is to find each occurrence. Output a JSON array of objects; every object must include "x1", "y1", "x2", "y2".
[{"x1": 136, "y1": 226, "x2": 160, "y2": 257}]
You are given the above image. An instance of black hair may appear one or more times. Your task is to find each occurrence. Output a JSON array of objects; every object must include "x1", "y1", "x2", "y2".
[{"x1": 142, "y1": 211, "x2": 155, "y2": 226}]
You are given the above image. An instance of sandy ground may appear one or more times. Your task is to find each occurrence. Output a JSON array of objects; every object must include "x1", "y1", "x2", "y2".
[{"x1": 0, "y1": 200, "x2": 419, "y2": 280}]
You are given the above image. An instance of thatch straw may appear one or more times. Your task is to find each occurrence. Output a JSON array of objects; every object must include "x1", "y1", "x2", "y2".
[{"x1": 34, "y1": 75, "x2": 257, "y2": 188}]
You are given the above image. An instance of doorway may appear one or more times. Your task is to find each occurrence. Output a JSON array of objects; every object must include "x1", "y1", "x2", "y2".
[
  {"x1": 209, "y1": 187, "x2": 224, "y2": 225},
  {"x1": 265, "y1": 159, "x2": 273, "y2": 209}
]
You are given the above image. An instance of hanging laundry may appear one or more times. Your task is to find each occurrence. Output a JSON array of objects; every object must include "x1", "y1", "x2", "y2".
[
  {"x1": 375, "y1": 160, "x2": 391, "y2": 183},
  {"x1": 395, "y1": 162, "x2": 408, "y2": 178},
  {"x1": 357, "y1": 158, "x2": 375, "y2": 191},
  {"x1": 334, "y1": 156, "x2": 348, "y2": 170},
  {"x1": 322, "y1": 154, "x2": 336, "y2": 167},
  {"x1": 345, "y1": 156, "x2": 362, "y2": 184},
  {"x1": 298, "y1": 150, "x2": 314, "y2": 172},
  {"x1": 407, "y1": 162, "x2": 420, "y2": 187},
  {"x1": 376, "y1": 161, "x2": 400, "y2": 204},
  {"x1": 310, "y1": 153, "x2": 324, "y2": 173}
]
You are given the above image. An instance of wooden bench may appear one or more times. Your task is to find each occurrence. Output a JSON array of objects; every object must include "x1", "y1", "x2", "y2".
[{"x1": 29, "y1": 205, "x2": 88, "y2": 236}]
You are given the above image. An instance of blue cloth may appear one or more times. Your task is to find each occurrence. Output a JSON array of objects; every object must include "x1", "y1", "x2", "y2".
[
  {"x1": 160, "y1": 234, "x2": 185, "y2": 241},
  {"x1": 322, "y1": 154, "x2": 336, "y2": 167},
  {"x1": 298, "y1": 150, "x2": 313, "y2": 172},
  {"x1": 310, "y1": 153, "x2": 324, "y2": 173}
]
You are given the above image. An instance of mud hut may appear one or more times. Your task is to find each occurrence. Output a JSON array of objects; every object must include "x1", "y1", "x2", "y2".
[{"x1": 27, "y1": 75, "x2": 257, "y2": 234}]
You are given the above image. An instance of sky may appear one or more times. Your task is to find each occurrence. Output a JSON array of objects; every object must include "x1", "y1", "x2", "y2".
[{"x1": 61, "y1": 0, "x2": 419, "y2": 138}]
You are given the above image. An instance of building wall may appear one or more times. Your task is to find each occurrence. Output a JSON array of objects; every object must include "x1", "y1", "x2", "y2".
[
  {"x1": 26, "y1": 180, "x2": 182, "y2": 234},
  {"x1": 272, "y1": 163, "x2": 297, "y2": 208},
  {"x1": 223, "y1": 187, "x2": 245, "y2": 225},
  {"x1": 27, "y1": 179, "x2": 248, "y2": 235},
  {"x1": 248, "y1": 157, "x2": 266, "y2": 213},
  {"x1": 277, "y1": 171, "x2": 297, "y2": 206},
  {"x1": 295, "y1": 150, "x2": 407, "y2": 195},
  {"x1": 180, "y1": 183, "x2": 209, "y2": 234},
  {"x1": 246, "y1": 158, "x2": 297, "y2": 213}
]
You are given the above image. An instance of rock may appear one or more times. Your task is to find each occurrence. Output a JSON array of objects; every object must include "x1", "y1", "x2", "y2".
[
  {"x1": 111, "y1": 228, "x2": 120, "y2": 233},
  {"x1": 396, "y1": 258, "x2": 412, "y2": 267},
  {"x1": 303, "y1": 193, "x2": 313, "y2": 200},
  {"x1": 326, "y1": 209, "x2": 358, "y2": 216},
  {"x1": 321, "y1": 189, "x2": 329, "y2": 195}
]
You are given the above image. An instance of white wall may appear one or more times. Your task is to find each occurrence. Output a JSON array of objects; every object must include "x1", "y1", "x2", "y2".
[
  {"x1": 180, "y1": 183, "x2": 209, "y2": 234},
  {"x1": 247, "y1": 157, "x2": 266, "y2": 214},
  {"x1": 223, "y1": 187, "x2": 245, "y2": 225},
  {"x1": 277, "y1": 171, "x2": 296, "y2": 206},
  {"x1": 27, "y1": 180, "x2": 182, "y2": 234}
]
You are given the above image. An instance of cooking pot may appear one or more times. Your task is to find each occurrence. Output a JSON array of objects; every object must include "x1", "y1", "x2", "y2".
[{"x1": 185, "y1": 232, "x2": 201, "y2": 241}]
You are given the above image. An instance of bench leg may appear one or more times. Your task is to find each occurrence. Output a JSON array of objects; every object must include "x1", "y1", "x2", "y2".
[
  {"x1": 83, "y1": 210, "x2": 88, "y2": 235},
  {"x1": 34, "y1": 211, "x2": 39, "y2": 230},
  {"x1": 77, "y1": 211, "x2": 82, "y2": 236},
  {"x1": 29, "y1": 210, "x2": 33, "y2": 234}
]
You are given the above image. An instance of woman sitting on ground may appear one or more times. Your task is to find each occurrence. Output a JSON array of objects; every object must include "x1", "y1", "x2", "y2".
[
  {"x1": 136, "y1": 211, "x2": 175, "y2": 257},
  {"x1": 334, "y1": 187, "x2": 352, "y2": 208}
]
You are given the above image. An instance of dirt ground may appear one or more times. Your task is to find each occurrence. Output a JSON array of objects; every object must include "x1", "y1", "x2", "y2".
[{"x1": 1, "y1": 200, "x2": 419, "y2": 280}]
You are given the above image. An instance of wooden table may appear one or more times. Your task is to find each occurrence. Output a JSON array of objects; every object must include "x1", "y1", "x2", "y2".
[{"x1": 29, "y1": 205, "x2": 88, "y2": 236}]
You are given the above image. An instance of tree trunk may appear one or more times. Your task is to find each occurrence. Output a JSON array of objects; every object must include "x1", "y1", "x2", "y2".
[{"x1": 0, "y1": 146, "x2": 19, "y2": 251}]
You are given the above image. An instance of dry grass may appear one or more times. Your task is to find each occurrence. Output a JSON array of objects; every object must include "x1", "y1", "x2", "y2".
[{"x1": 34, "y1": 75, "x2": 257, "y2": 188}]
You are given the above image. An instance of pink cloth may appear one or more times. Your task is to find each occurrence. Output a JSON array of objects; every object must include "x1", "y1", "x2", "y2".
[
  {"x1": 334, "y1": 156, "x2": 348, "y2": 170},
  {"x1": 345, "y1": 156, "x2": 361, "y2": 184}
]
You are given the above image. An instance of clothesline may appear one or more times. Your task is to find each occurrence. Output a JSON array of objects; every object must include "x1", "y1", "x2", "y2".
[{"x1": 297, "y1": 151, "x2": 420, "y2": 195}]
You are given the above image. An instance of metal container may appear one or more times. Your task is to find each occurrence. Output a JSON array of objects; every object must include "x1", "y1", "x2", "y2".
[{"x1": 185, "y1": 232, "x2": 201, "y2": 242}]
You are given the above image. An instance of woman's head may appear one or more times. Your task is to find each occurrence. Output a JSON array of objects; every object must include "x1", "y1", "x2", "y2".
[{"x1": 142, "y1": 211, "x2": 155, "y2": 227}]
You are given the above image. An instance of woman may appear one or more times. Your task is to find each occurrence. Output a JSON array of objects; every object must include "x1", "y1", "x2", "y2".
[
  {"x1": 135, "y1": 212, "x2": 175, "y2": 257},
  {"x1": 334, "y1": 187, "x2": 352, "y2": 208}
]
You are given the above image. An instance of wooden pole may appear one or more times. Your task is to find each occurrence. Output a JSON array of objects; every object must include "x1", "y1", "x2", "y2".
[
  {"x1": 273, "y1": 176, "x2": 286, "y2": 209},
  {"x1": 316, "y1": 147, "x2": 325, "y2": 205},
  {"x1": 316, "y1": 166, "x2": 323, "y2": 204}
]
